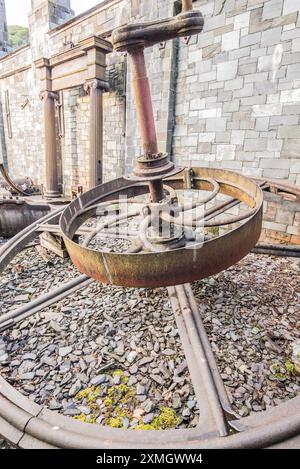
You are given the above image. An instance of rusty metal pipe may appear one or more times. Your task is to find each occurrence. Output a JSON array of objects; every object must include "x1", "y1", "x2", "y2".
[
  {"x1": 129, "y1": 48, "x2": 165, "y2": 202},
  {"x1": 149, "y1": 179, "x2": 164, "y2": 203},
  {"x1": 40, "y1": 91, "x2": 61, "y2": 198},
  {"x1": 129, "y1": 48, "x2": 158, "y2": 157},
  {"x1": 182, "y1": 0, "x2": 193, "y2": 12}
]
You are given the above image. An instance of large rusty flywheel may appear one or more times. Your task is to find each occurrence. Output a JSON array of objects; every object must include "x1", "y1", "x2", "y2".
[{"x1": 1, "y1": 1, "x2": 300, "y2": 450}]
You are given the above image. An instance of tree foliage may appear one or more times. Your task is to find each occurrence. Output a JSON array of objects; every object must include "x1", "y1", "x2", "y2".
[{"x1": 8, "y1": 25, "x2": 29, "y2": 50}]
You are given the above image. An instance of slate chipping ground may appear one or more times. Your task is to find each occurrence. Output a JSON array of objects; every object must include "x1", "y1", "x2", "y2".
[{"x1": 0, "y1": 242, "x2": 299, "y2": 445}]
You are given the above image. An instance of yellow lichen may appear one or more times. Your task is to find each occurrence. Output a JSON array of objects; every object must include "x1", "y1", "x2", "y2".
[
  {"x1": 74, "y1": 413, "x2": 97, "y2": 424},
  {"x1": 73, "y1": 372, "x2": 180, "y2": 431},
  {"x1": 135, "y1": 407, "x2": 179, "y2": 431},
  {"x1": 108, "y1": 417, "x2": 123, "y2": 428}
]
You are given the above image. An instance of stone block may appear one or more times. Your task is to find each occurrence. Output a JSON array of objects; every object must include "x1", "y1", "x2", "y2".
[
  {"x1": 283, "y1": 0, "x2": 299, "y2": 16},
  {"x1": 181, "y1": 135, "x2": 198, "y2": 147},
  {"x1": 270, "y1": 115, "x2": 298, "y2": 127},
  {"x1": 263, "y1": 0, "x2": 284, "y2": 20},
  {"x1": 195, "y1": 60, "x2": 212, "y2": 74},
  {"x1": 202, "y1": 43, "x2": 221, "y2": 59},
  {"x1": 240, "y1": 32, "x2": 261, "y2": 47},
  {"x1": 190, "y1": 98, "x2": 205, "y2": 110},
  {"x1": 241, "y1": 95, "x2": 266, "y2": 106},
  {"x1": 261, "y1": 27, "x2": 282, "y2": 46},
  {"x1": 286, "y1": 63, "x2": 300, "y2": 80},
  {"x1": 199, "y1": 108, "x2": 221, "y2": 119},
  {"x1": 282, "y1": 104, "x2": 300, "y2": 115},
  {"x1": 231, "y1": 130, "x2": 245, "y2": 145},
  {"x1": 217, "y1": 60, "x2": 238, "y2": 81},
  {"x1": 239, "y1": 62, "x2": 257, "y2": 75},
  {"x1": 281, "y1": 28, "x2": 300, "y2": 41},
  {"x1": 241, "y1": 167, "x2": 263, "y2": 177},
  {"x1": 281, "y1": 138, "x2": 300, "y2": 159},
  {"x1": 234, "y1": 12, "x2": 250, "y2": 30},
  {"x1": 216, "y1": 144, "x2": 236, "y2": 160},
  {"x1": 224, "y1": 77, "x2": 244, "y2": 91},
  {"x1": 198, "y1": 133, "x2": 216, "y2": 143},
  {"x1": 258, "y1": 55, "x2": 275, "y2": 72},
  {"x1": 280, "y1": 88, "x2": 300, "y2": 103},
  {"x1": 223, "y1": 100, "x2": 240, "y2": 112},
  {"x1": 260, "y1": 158, "x2": 291, "y2": 169},
  {"x1": 197, "y1": 142, "x2": 212, "y2": 153},
  {"x1": 292, "y1": 37, "x2": 300, "y2": 53},
  {"x1": 244, "y1": 71, "x2": 268, "y2": 83},
  {"x1": 278, "y1": 125, "x2": 300, "y2": 138},
  {"x1": 197, "y1": 71, "x2": 217, "y2": 83},
  {"x1": 206, "y1": 118, "x2": 227, "y2": 132},
  {"x1": 276, "y1": 208, "x2": 295, "y2": 225},
  {"x1": 267, "y1": 139, "x2": 283, "y2": 152},
  {"x1": 221, "y1": 30, "x2": 240, "y2": 51},
  {"x1": 233, "y1": 84, "x2": 254, "y2": 98},
  {"x1": 244, "y1": 139, "x2": 267, "y2": 151},
  {"x1": 252, "y1": 103, "x2": 283, "y2": 116},
  {"x1": 287, "y1": 225, "x2": 300, "y2": 235},
  {"x1": 263, "y1": 221, "x2": 288, "y2": 231},
  {"x1": 188, "y1": 49, "x2": 202, "y2": 64},
  {"x1": 215, "y1": 132, "x2": 231, "y2": 144},
  {"x1": 204, "y1": 13, "x2": 226, "y2": 32},
  {"x1": 263, "y1": 168, "x2": 290, "y2": 178},
  {"x1": 229, "y1": 47, "x2": 251, "y2": 60},
  {"x1": 256, "y1": 117, "x2": 270, "y2": 131}
]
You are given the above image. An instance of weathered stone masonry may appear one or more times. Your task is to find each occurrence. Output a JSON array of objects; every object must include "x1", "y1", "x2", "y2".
[{"x1": 0, "y1": 0, "x2": 300, "y2": 202}]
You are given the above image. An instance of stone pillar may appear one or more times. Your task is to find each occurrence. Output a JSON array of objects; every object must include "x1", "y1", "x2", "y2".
[
  {"x1": 84, "y1": 79, "x2": 108, "y2": 189},
  {"x1": 0, "y1": 0, "x2": 8, "y2": 57},
  {"x1": 40, "y1": 90, "x2": 60, "y2": 198}
]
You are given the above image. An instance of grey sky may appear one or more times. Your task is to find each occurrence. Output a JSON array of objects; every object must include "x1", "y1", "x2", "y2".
[{"x1": 5, "y1": 0, "x2": 102, "y2": 26}]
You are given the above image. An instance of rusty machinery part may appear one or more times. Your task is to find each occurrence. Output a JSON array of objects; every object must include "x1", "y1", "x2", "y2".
[
  {"x1": 0, "y1": 196, "x2": 51, "y2": 238},
  {"x1": 0, "y1": 163, "x2": 36, "y2": 197},
  {"x1": 128, "y1": 153, "x2": 182, "y2": 181},
  {"x1": 111, "y1": 9, "x2": 204, "y2": 52},
  {"x1": 111, "y1": 4, "x2": 204, "y2": 193},
  {"x1": 0, "y1": 212, "x2": 300, "y2": 448},
  {"x1": 255, "y1": 177, "x2": 300, "y2": 202},
  {"x1": 60, "y1": 167, "x2": 263, "y2": 288}
]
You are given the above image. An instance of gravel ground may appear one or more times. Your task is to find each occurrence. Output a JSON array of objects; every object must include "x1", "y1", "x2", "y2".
[{"x1": 0, "y1": 242, "x2": 299, "y2": 446}]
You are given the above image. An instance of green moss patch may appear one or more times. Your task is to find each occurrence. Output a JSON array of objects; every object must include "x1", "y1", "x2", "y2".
[{"x1": 73, "y1": 370, "x2": 180, "y2": 430}]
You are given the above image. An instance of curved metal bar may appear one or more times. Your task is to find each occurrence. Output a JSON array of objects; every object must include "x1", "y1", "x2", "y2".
[
  {"x1": 168, "y1": 284, "x2": 229, "y2": 437},
  {"x1": 173, "y1": 177, "x2": 220, "y2": 213},
  {"x1": 0, "y1": 163, "x2": 31, "y2": 197},
  {"x1": 82, "y1": 210, "x2": 141, "y2": 248}
]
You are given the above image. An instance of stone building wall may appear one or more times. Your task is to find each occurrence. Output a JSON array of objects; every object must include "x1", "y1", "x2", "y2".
[
  {"x1": 173, "y1": 0, "x2": 300, "y2": 187},
  {"x1": 0, "y1": 0, "x2": 300, "y2": 197},
  {"x1": 261, "y1": 191, "x2": 300, "y2": 244}
]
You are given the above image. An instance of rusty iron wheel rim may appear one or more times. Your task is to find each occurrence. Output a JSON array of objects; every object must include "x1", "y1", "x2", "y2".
[{"x1": 60, "y1": 167, "x2": 264, "y2": 288}]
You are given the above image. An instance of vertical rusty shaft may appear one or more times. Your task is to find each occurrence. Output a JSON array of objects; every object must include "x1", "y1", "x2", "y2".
[
  {"x1": 182, "y1": 0, "x2": 193, "y2": 11},
  {"x1": 89, "y1": 82, "x2": 103, "y2": 189},
  {"x1": 129, "y1": 48, "x2": 164, "y2": 202},
  {"x1": 129, "y1": 48, "x2": 158, "y2": 156},
  {"x1": 148, "y1": 179, "x2": 164, "y2": 203},
  {"x1": 41, "y1": 91, "x2": 60, "y2": 198}
]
